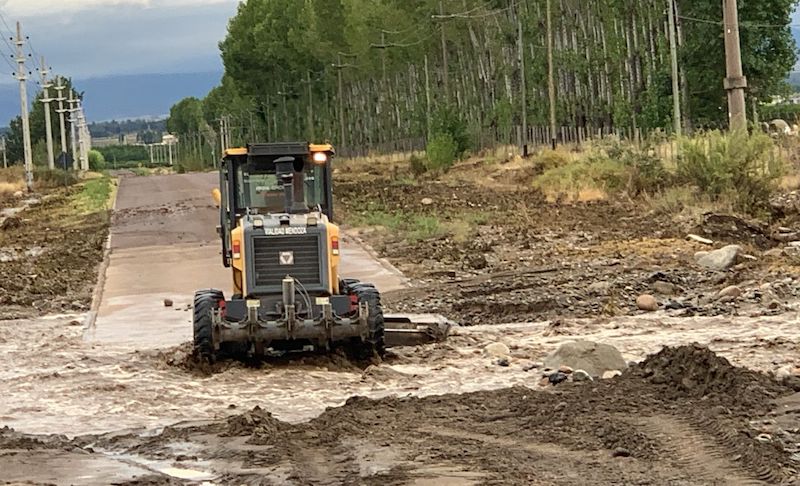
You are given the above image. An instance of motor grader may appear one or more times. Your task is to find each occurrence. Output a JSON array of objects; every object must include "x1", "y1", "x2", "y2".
[{"x1": 195, "y1": 142, "x2": 448, "y2": 360}]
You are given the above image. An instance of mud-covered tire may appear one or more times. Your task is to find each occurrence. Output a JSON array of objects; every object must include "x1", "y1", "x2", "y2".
[
  {"x1": 193, "y1": 289, "x2": 223, "y2": 361},
  {"x1": 348, "y1": 282, "x2": 386, "y2": 358}
]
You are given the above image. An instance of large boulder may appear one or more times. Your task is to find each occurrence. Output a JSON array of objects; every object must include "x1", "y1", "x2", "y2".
[
  {"x1": 543, "y1": 340, "x2": 628, "y2": 378},
  {"x1": 695, "y1": 245, "x2": 741, "y2": 271}
]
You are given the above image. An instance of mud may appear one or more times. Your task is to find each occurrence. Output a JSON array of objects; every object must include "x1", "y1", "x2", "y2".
[
  {"x1": 336, "y1": 159, "x2": 800, "y2": 326},
  {"x1": 0, "y1": 188, "x2": 109, "y2": 318},
  {"x1": 4, "y1": 345, "x2": 798, "y2": 485}
]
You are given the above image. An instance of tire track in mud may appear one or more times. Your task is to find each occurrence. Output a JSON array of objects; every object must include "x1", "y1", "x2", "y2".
[{"x1": 634, "y1": 415, "x2": 768, "y2": 485}]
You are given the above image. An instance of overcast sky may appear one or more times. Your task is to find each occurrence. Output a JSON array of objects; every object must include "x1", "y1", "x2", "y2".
[{"x1": 0, "y1": 0, "x2": 238, "y2": 83}]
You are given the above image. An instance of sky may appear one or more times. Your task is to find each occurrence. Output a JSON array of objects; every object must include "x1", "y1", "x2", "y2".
[{"x1": 0, "y1": 0, "x2": 238, "y2": 82}]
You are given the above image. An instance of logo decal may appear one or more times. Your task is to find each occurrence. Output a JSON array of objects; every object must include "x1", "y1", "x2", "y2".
[{"x1": 279, "y1": 251, "x2": 294, "y2": 265}]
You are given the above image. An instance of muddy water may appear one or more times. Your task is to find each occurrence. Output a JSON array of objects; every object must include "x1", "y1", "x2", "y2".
[{"x1": 2, "y1": 310, "x2": 798, "y2": 437}]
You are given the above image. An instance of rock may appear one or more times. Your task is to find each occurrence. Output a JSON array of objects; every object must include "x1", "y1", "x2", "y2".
[
  {"x1": 789, "y1": 241, "x2": 800, "y2": 248},
  {"x1": 12, "y1": 190, "x2": 23, "y2": 198},
  {"x1": 421, "y1": 197, "x2": 434, "y2": 206},
  {"x1": 695, "y1": 245, "x2": 741, "y2": 271},
  {"x1": 0, "y1": 216, "x2": 21, "y2": 231},
  {"x1": 544, "y1": 340, "x2": 628, "y2": 378},
  {"x1": 484, "y1": 342, "x2": 510, "y2": 359},
  {"x1": 523, "y1": 362, "x2": 542, "y2": 372},
  {"x1": 717, "y1": 285, "x2": 742, "y2": 299},
  {"x1": 466, "y1": 253, "x2": 488, "y2": 270},
  {"x1": 775, "y1": 365, "x2": 798, "y2": 381},
  {"x1": 588, "y1": 281, "x2": 612, "y2": 294},
  {"x1": 496, "y1": 357, "x2": 510, "y2": 367},
  {"x1": 612, "y1": 448, "x2": 631, "y2": 458},
  {"x1": 652, "y1": 281, "x2": 676, "y2": 295},
  {"x1": 548, "y1": 372, "x2": 569, "y2": 385},
  {"x1": 572, "y1": 369, "x2": 593, "y2": 382},
  {"x1": 558, "y1": 365, "x2": 573, "y2": 374},
  {"x1": 68, "y1": 320, "x2": 82, "y2": 327},
  {"x1": 602, "y1": 370, "x2": 623, "y2": 380},
  {"x1": 163, "y1": 298, "x2": 174, "y2": 307},
  {"x1": 764, "y1": 248, "x2": 785, "y2": 258},
  {"x1": 694, "y1": 251, "x2": 709, "y2": 260},
  {"x1": 687, "y1": 234, "x2": 714, "y2": 245},
  {"x1": 636, "y1": 294, "x2": 659, "y2": 312}
]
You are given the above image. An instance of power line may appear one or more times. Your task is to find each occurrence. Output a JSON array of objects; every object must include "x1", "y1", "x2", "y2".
[{"x1": 679, "y1": 14, "x2": 800, "y2": 29}]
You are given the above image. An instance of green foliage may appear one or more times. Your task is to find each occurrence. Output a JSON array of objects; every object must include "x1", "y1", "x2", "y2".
[
  {"x1": 759, "y1": 103, "x2": 800, "y2": 124},
  {"x1": 426, "y1": 133, "x2": 458, "y2": 173},
  {"x1": 677, "y1": 130, "x2": 784, "y2": 213},
  {"x1": 88, "y1": 150, "x2": 106, "y2": 171},
  {"x1": 97, "y1": 145, "x2": 149, "y2": 163},
  {"x1": 430, "y1": 106, "x2": 470, "y2": 158},
  {"x1": 167, "y1": 97, "x2": 205, "y2": 135},
  {"x1": 409, "y1": 154, "x2": 427, "y2": 176}
]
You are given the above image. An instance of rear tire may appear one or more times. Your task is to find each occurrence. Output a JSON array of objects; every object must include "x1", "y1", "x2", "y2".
[
  {"x1": 348, "y1": 282, "x2": 386, "y2": 358},
  {"x1": 193, "y1": 289, "x2": 223, "y2": 361}
]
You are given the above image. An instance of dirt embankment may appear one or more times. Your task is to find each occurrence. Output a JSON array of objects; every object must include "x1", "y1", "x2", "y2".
[
  {"x1": 335, "y1": 159, "x2": 800, "y2": 326},
  {"x1": 0, "y1": 186, "x2": 111, "y2": 318},
  {"x1": 5, "y1": 345, "x2": 796, "y2": 485}
]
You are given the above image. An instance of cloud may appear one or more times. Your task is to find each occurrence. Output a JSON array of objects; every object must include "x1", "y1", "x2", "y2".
[{"x1": 1, "y1": 0, "x2": 236, "y2": 16}]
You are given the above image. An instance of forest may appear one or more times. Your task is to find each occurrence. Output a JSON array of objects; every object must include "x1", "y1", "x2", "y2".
[{"x1": 166, "y1": 0, "x2": 798, "y2": 158}]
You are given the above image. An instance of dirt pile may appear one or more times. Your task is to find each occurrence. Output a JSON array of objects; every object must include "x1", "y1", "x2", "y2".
[
  {"x1": 222, "y1": 406, "x2": 284, "y2": 443},
  {"x1": 633, "y1": 343, "x2": 787, "y2": 406}
]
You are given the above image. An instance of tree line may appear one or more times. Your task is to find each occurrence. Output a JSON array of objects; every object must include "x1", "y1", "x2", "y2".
[{"x1": 166, "y1": 0, "x2": 798, "y2": 156}]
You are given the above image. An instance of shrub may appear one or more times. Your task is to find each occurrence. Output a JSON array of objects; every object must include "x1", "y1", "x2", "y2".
[
  {"x1": 88, "y1": 150, "x2": 107, "y2": 171},
  {"x1": 677, "y1": 130, "x2": 784, "y2": 214},
  {"x1": 409, "y1": 154, "x2": 427, "y2": 176},
  {"x1": 430, "y1": 105, "x2": 470, "y2": 158},
  {"x1": 33, "y1": 168, "x2": 79, "y2": 189},
  {"x1": 426, "y1": 133, "x2": 458, "y2": 173}
]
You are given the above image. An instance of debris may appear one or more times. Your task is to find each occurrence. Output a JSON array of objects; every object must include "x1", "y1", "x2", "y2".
[
  {"x1": 544, "y1": 340, "x2": 628, "y2": 378},
  {"x1": 548, "y1": 372, "x2": 569, "y2": 385},
  {"x1": 717, "y1": 285, "x2": 742, "y2": 300},
  {"x1": 484, "y1": 342, "x2": 510, "y2": 359},
  {"x1": 572, "y1": 370, "x2": 593, "y2": 382},
  {"x1": 522, "y1": 362, "x2": 542, "y2": 372},
  {"x1": 68, "y1": 320, "x2": 82, "y2": 327},
  {"x1": 636, "y1": 294, "x2": 659, "y2": 312},
  {"x1": 687, "y1": 234, "x2": 713, "y2": 245},
  {"x1": 421, "y1": 197, "x2": 434, "y2": 206},
  {"x1": 588, "y1": 281, "x2": 612, "y2": 295},
  {"x1": 652, "y1": 281, "x2": 676, "y2": 295},
  {"x1": 163, "y1": 299, "x2": 174, "y2": 307},
  {"x1": 612, "y1": 448, "x2": 632, "y2": 458},
  {"x1": 763, "y1": 248, "x2": 784, "y2": 258},
  {"x1": 496, "y1": 357, "x2": 510, "y2": 367},
  {"x1": 465, "y1": 253, "x2": 488, "y2": 270},
  {"x1": 695, "y1": 245, "x2": 741, "y2": 271},
  {"x1": 1, "y1": 216, "x2": 21, "y2": 231}
]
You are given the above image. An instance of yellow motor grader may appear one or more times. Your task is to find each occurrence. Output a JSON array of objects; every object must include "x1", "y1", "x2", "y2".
[{"x1": 195, "y1": 142, "x2": 448, "y2": 360}]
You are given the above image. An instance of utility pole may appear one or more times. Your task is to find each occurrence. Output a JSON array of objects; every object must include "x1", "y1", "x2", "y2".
[
  {"x1": 67, "y1": 91, "x2": 79, "y2": 170},
  {"x1": 39, "y1": 56, "x2": 55, "y2": 169},
  {"x1": 219, "y1": 118, "x2": 227, "y2": 154},
  {"x1": 333, "y1": 53, "x2": 357, "y2": 150},
  {"x1": 667, "y1": 0, "x2": 682, "y2": 136},
  {"x1": 546, "y1": 0, "x2": 556, "y2": 149},
  {"x1": 1, "y1": 138, "x2": 6, "y2": 169},
  {"x1": 54, "y1": 77, "x2": 68, "y2": 165},
  {"x1": 439, "y1": 0, "x2": 450, "y2": 102},
  {"x1": 518, "y1": 8, "x2": 528, "y2": 155},
  {"x1": 424, "y1": 55, "x2": 432, "y2": 140},
  {"x1": 15, "y1": 22, "x2": 33, "y2": 191},
  {"x1": 723, "y1": 0, "x2": 747, "y2": 131}
]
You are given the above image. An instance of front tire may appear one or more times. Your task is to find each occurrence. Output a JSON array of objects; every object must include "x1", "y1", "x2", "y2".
[
  {"x1": 193, "y1": 289, "x2": 223, "y2": 361},
  {"x1": 347, "y1": 282, "x2": 386, "y2": 358}
]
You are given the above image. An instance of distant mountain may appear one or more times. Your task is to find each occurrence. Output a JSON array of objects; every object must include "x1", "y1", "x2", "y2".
[{"x1": 0, "y1": 71, "x2": 222, "y2": 126}]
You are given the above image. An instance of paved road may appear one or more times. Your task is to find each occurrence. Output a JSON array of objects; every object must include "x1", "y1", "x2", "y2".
[{"x1": 89, "y1": 172, "x2": 407, "y2": 349}]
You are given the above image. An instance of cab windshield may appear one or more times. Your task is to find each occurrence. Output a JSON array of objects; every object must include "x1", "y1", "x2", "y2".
[{"x1": 236, "y1": 163, "x2": 325, "y2": 214}]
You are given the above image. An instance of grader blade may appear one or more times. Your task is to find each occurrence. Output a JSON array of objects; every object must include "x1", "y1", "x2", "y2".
[{"x1": 383, "y1": 314, "x2": 453, "y2": 348}]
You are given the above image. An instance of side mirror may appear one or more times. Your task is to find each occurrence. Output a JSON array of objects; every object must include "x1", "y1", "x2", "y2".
[{"x1": 212, "y1": 188, "x2": 222, "y2": 208}]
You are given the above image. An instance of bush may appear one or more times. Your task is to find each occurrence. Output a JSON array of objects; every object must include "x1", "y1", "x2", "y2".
[
  {"x1": 88, "y1": 150, "x2": 106, "y2": 171},
  {"x1": 33, "y1": 168, "x2": 79, "y2": 189},
  {"x1": 409, "y1": 154, "x2": 427, "y2": 176},
  {"x1": 430, "y1": 106, "x2": 470, "y2": 158},
  {"x1": 677, "y1": 131, "x2": 784, "y2": 214},
  {"x1": 426, "y1": 133, "x2": 458, "y2": 173}
]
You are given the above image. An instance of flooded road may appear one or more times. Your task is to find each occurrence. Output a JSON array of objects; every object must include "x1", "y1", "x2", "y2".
[{"x1": 2, "y1": 172, "x2": 800, "y2": 484}]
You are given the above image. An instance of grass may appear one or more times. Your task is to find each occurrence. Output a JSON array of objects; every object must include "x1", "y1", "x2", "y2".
[
  {"x1": 73, "y1": 177, "x2": 115, "y2": 214},
  {"x1": 349, "y1": 208, "x2": 447, "y2": 242}
]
